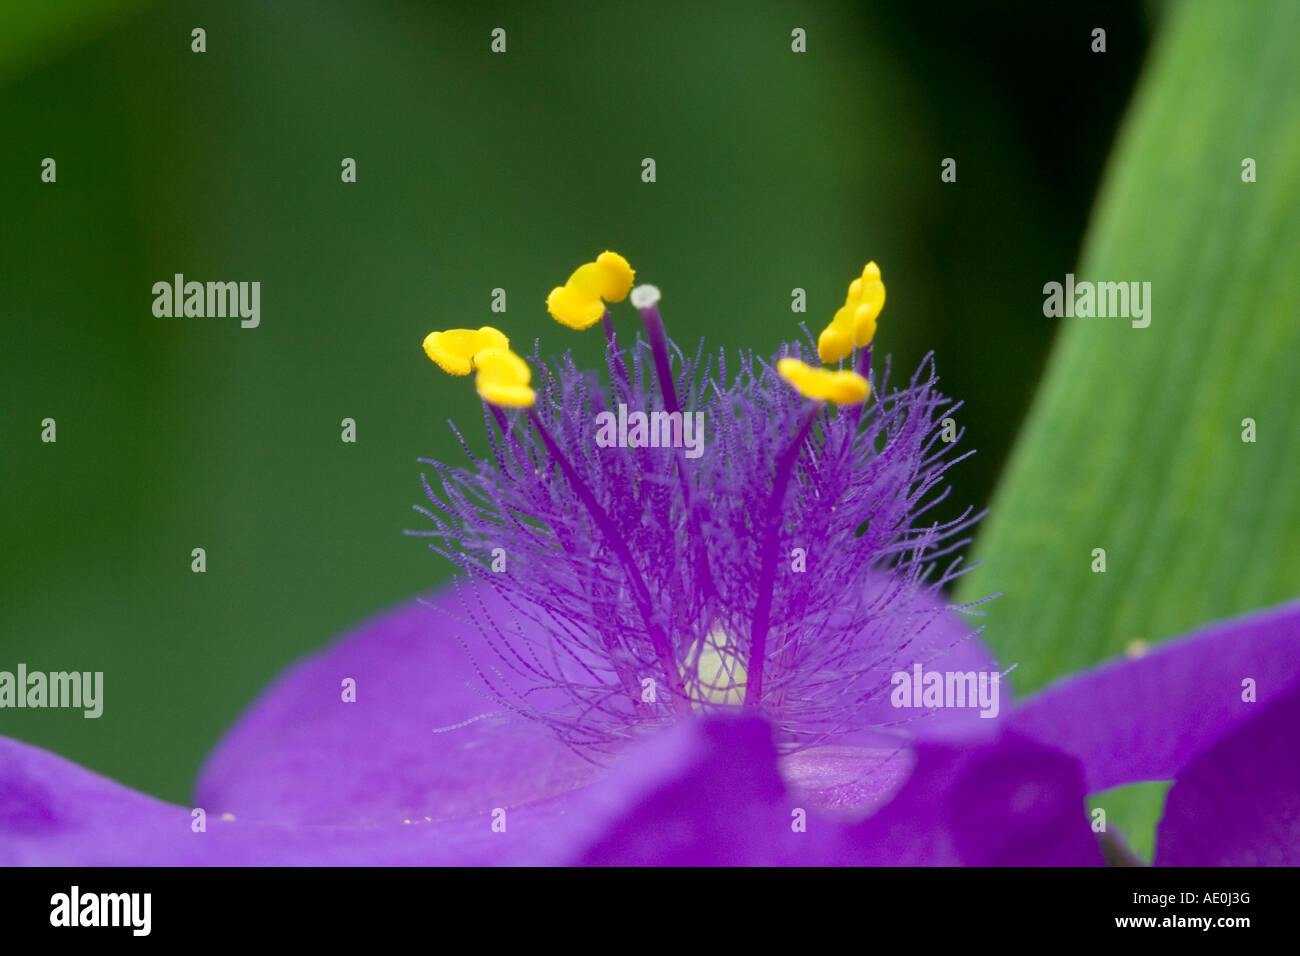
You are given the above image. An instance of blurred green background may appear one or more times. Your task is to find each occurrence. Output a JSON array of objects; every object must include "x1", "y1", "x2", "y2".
[{"x1": 1, "y1": 0, "x2": 1151, "y2": 802}]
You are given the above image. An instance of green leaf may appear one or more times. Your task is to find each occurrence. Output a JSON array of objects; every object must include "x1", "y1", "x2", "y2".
[
  {"x1": 1090, "y1": 782, "x2": 1171, "y2": 864},
  {"x1": 0, "y1": 0, "x2": 147, "y2": 90},
  {"x1": 959, "y1": 0, "x2": 1300, "y2": 848}
]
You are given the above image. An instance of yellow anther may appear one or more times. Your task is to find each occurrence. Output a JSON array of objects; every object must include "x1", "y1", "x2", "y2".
[
  {"x1": 853, "y1": 303, "x2": 878, "y2": 347},
  {"x1": 547, "y1": 250, "x2": 635, "y2": 330},
  {"x1": 594, "y1": 251, "x2": 634, "y2": 301},
  {"x1": 474, "y1": 347, "x2": 536, "y2": 408},
  {"x1": 423, "y1": 326, "x2": 510, "y2": 376},
  {"x1": 424, "y1": 327, "x2": 534, "y2": 407},
  {"x1": 777, "y1": 357, "x2": 871, "y2": 406},
  {"x1": 546, "y1": 285, "x2": 606, "y2": 330},
  {"x1": 816, "y1": 261, "x2": 886, "y2": 363},
  {"x1": 817, "y1": 326, "x2": 853, "y2": 366},
  {"x1": 566, "y1": 262, "x2": 609, "y2": 300}
]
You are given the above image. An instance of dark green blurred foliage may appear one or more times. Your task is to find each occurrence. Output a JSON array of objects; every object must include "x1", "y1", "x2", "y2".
[{"x1": 0, "y1": 0, "x2": 1147, "y2": 800}]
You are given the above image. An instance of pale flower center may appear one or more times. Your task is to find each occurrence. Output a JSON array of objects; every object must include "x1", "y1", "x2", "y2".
[{"x1": 683, "y1": 624, "x2": 747, "y2": 707}]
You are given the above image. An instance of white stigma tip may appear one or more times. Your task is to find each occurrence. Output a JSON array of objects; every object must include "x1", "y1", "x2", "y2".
[{"x1": 630, "y1": 284, "x2": 661, "y2": 310}]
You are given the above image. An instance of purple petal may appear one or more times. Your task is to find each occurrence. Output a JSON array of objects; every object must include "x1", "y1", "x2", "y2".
[
  {"x1": 5, "y1": 716, "x2": 821, "y2": 865},
  {"x1": 0, "y1": 732, "x2": 596, "y2": 865},
  {"x1": 5, "y1": 710, "x2": 1099, "y2": 865},
  {"x1": 551, "y1": 716, "x2": 1097, "y2": 866},
  {"x1": 1007, "y1": 600, "x2": 1300, "y2": 793},
  {"x1": 850, "y1": 600, "x2": 1010, "y2": 739},
  {"x1": 1, "y1": 736, "x2": 193, "y2": 866},
  {"x1": 195, "y1": 589, "x2": 598, "y2": 826},
  {"x1": 846, "y1": 732, "x2": 1101, "y2": 865},
  {"x1": 198, "y1": 578, "x2": 1002, "y2": 828},
  {"x1": 563, "y1": 714, "x2": 828, "y2": 865},
  {"x1": 1155, "y1": 676, "x2": 1300, "y2": 866},
  {"x1": 781, "y1": 744, "x2": 915, "y2": 817}
]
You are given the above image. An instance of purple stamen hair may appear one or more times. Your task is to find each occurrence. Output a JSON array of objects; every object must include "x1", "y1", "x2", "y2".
[{"x1": 412, "y1": 270, "x2": 983, "y2": 759}]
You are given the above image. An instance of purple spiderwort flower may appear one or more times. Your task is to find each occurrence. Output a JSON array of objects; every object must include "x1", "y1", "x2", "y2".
[
  {"x1": 412, "y1": 254, "x2": 982, "y2": 756},
  {"x1": 3, "y1": 255, "x2": 1297, "y2": 865},
  {"x1": 3, "y1": 594, "x2": 1299, "y2": 865}
]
